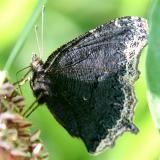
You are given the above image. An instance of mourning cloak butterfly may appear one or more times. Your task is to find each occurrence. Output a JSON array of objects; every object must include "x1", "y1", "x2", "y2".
[{"x1": 30, "y1": 16, "x2": 148, "y2": 153}]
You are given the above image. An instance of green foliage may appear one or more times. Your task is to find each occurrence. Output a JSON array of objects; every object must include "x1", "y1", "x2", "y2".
[
  {"x1": 4, "y1": 0, "x2": 48, "y2": 71},
  {"x1": 146, "y1": 0, "x2": 160, "y2": 131}
]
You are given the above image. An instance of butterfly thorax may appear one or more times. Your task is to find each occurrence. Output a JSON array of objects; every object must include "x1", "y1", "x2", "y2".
[{"x1": 30, "y1": 54, "x2": 51, "y2": 104}]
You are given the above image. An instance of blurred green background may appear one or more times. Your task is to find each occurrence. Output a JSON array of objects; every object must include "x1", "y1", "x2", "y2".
[{"x1": 1, "y1": 0, "x2": 160, "y2": 160}]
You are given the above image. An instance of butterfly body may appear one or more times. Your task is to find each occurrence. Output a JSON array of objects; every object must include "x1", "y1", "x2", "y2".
[{"x1": 30, "y1": 16, "x2": 148, "y2": 153}]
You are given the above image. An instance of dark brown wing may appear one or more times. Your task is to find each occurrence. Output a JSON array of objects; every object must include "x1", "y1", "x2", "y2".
[{"x1": 43, "y1": 17, "x2": 148, "y2": 153}]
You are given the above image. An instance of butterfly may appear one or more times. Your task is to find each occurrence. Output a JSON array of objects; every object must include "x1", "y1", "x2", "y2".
[{"x1": 29, "y1": 16, "x2": 148, "y2": 154}]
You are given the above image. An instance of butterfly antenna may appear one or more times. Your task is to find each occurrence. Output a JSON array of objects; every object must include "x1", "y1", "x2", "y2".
[
  {"x1": 41, "y1": 5, "x2": 45, "y2": 59},
  {"x1": 35, "y1": 25, "x2": 41, "y2": 57}
]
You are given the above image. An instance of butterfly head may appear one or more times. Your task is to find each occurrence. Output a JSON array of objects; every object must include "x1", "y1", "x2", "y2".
[{"x1": 31, "y1": 54, "x2": 44, "y2": 72}]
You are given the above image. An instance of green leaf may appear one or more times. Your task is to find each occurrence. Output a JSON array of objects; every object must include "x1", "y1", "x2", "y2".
[{"x1": 146, "y1": 0, "x2": 160, "y2": 130}]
